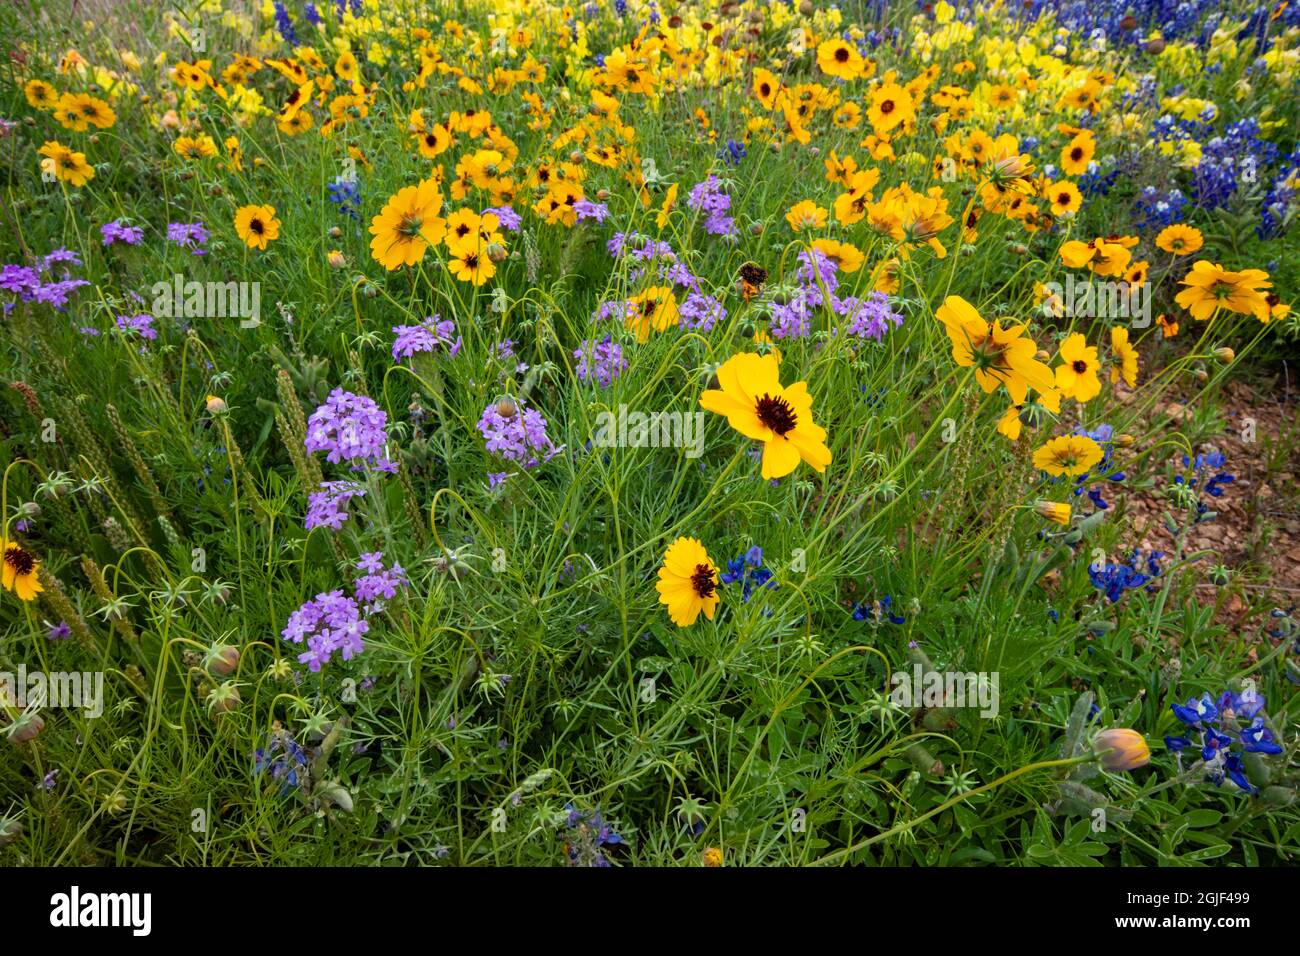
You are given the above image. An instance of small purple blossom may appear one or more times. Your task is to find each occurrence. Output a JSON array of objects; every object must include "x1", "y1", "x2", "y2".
[
  {"x1": 477, "y1": 399, "x2": 560, "y2": 469},
  {"x1": 575, "y1": 199, "x2": 611, "y2": 223},
  {"x1": 304, "y1": 480, "x2": 366, "y2": 530},
  {"x1": 100, "y1": 220, "x2": 145, "y2": 246},
  {"x1": 574, "y1": 336, "x2": 627, "y2": 387},
  {"x1": 166, "y1": 221, "x2": 210, "y2": 255},
  {"x1": 483, "y1": 205, "x2": 522, "y2": 231},
  {"x1": 392, "y1": 316, "x2": 461, "y2": 363},
  {"x1": 115, "y1": 313, "x2": 158, "y2": 340}
]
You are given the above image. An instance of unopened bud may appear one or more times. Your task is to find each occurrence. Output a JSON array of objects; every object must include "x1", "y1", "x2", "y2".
[
  {"x1": 487, "y1": 242, "x2": 508, "y2": 263},
  {"x1": 1213, "y1": 347, "x2": 1234, "y2": 363},
  {"x1": 327, "y1": 249, "x2": 347, "y2": 268},
  {"x1": 205, "y1": 643, "x2": 240, "y2": 677},
  {"x1": 205, "y1": 394, "x2": 226, "y2": 414}
]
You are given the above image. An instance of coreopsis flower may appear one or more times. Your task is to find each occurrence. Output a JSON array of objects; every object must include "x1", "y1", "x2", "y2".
[
  {"x1": 1174, "y1": 260, "x2": 1272, "y2": 322},
  {"x1": 656, "y1": 537, "x2": 720, "y2": 627},
  {"x1": 1110, "y1": 327, "x2": 1139, "y2": 387},
  {"x1": 24, "y1": 79, "x2": 58, "y2": 110},
  {"x1": 833, "y1": 168, "x2": 880, "y2": 225},
  {"x1": 234, "y1": 204, "x2": 281, "y2": 250},
  {"x1": 1059, "y1": 133, "x2": 1095, "y2": 176},
  {"x1": 1054, "y1": 333, "x2": 1102, "y2": 403},
  {"x1": 174, "y1": 133, "x2": 218, "y2": 160},
  {"x1": 753, "y1": 68, "x2": 781, "y2": 110},
  {"x1": 1092, "y1": 729, "x2": 1150, "y2": 771},
  {"x1": 54, "y1": 92, "x2": 115, "y2": 131},
  {"x1": 811, "y1": 238, "x2": 865, "y2": 274},
  {"x1": 1156, "y1": 312, "x2": 1179, "y2": 338},
  {"x1": 1, "y1": 537, "x2": 44, "y2": 601},
  {"x1": 785, "y1": 200, "x2": 828, "y2": 232},
  {"x1": 1155, "y1": 224, "x2": 1203, "y2": 255},
  {"x1": 1032, "y1": 434, "x2": 1104, "y2": 477},
  {"x1": 866, "y1": 82, "x2": 914, "y2": 134},
  {"x1": 935, "y1": 296, "x2": 1055, "y2": 405},
  {"x1": 1046, "y1": 180, "x2": 1082, "y2": 217},
  {"x1": 625, "y1": 286, "x2": 679, "y2": 343},
  {"x1": 1059, "y1": 237, "x2": 1134, "y2": 277},
  {"x1": 699, "y1": 351, "x2": 832, "y2": 480},
  {"x1": 656, "y1": 182, "x2": 678, "y2": 230},
  {"x1": 446, "y1": 240, "x2": 496, "y2": 285},
  {"x1": 817, "y1": 38, "x2": 864, "y2": 80},
  {"x1": 369, "y1": 179, "x2": 447, "y2": 271},
  {"x1": 38, "y1": 140, "x2": 94, "y2": 187}
]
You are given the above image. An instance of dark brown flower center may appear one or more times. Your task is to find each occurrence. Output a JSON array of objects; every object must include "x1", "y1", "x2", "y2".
[
  {"x1": 880, "y1": 100, "x2": 894, "y2": 114},
  {"x1": 834, "y1": 47, "x2": 850, "y2": 63},
  {"x1": 4, "y1": 546, "x2": 34, "y2": 576},
  {"x1": 398, "y1": 213, "x2": 423, "y2": 238},
  {"x1": 1072, "y1": 360, "x2": 1088, "y2": 374},
  {"x1": 250, "y1": 218, "x2": 265, "y2": 235},
  {"x1": 690, "y1": 564, "x2": 716, "y2": 598},
  {"x1": 1070, "y1": 147, "x2": 1083, "y2": 162},
  {"x1": 755, "y1": 394, "x2": 798, "y2": 435}
]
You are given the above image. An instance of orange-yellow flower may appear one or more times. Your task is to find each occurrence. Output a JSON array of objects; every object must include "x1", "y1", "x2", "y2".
[
  {"x1": 656, "y1": 537, "x2": 720, "y2": 627},
  {"x1": 700, "y1": 352, "x2": 832, "y2": 480},
  {"x1": 234, "y1": 204, "x2": 281, "y2": 251}
]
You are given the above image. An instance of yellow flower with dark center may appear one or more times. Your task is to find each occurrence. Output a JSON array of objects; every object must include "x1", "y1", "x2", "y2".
[
  {"x1": 1174, "y1": 260, "x2": 1272, "y2": 322},
  {"x1": 55, "y1": 92, "x2": 116, "y2": 131},
  {"x1": 25, "y1": 79, "x2": 59, "y2": 110},
  {"x1": 1155, "y1": 224, "x2": 1203, "y2": 255},
  {"x1": 1059, "y1": 133, "x2": 1094, "y2": 176},
  {"x1": 1, "y1": 537, "x2": 43, "y2": 602},
  {"x1": 699, "y1": 352, "x2": 832, "y2": 480},
  {"x1": 935, "y1": 296, "x2": 1055, "y2": 404},
  {"x1": 625, "y1": 286, "x2": 679, "y2": 343},
  {"x1": 833, "y1": 168, "x2": 881, "y2": 226},
  {"x1": 753, "y1": 68, "x2": 780, "y2": 110},
  {"x1": 656, "y1": 537, "x2": 719, "y2": 628},
  {"x1": 369, "y1": 179, "x2": 447, "y2": 271},
  {"x1": 234, "y1": 204, "x2": 281, "y2": 251},
  {"x1": 1032, "y1": 434, "x2": 1104, "y2": 477},
  {"x1": 817, "y1": 39, "x2": 863, "y2": 81},
  {"x1": 1110, "y1": 327, "x2": 1139, "y2": 387},
  {"x1": 1047, "y1": 180, "x2": 1082, "y2": 217},
  {"x1": 1054, "y1": 333, "x2": 1102, "y2": 403},
  {"x1": 38, "y1": 140, "x2": 94, "y2": 187},
  {"x1": 866, "y1": 82, "x2": 914, "y2": 134},
  {"x1": 174, "y1": 134, "x2": 218, "y2": 160},
  {"x1": 446, "y1": 238, "x2": 497, "y2": 285}
]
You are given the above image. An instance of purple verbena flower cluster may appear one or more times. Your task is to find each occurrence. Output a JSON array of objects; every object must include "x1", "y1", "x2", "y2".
[
  {"x1": 574, "y1": 335, "x2": 627, "y2": 387},
  {"x1": 281, "y1": 590, "x2": 368, "y2": 671},
  {"x1": 391, "y1": 316, "x2": 461, "y2": 363},
  {"x1": 304, "y1": 480, "x2": 366, "y2": 530},
  {"x1": 101, "y1": 219, "x2": 145, "y2": 246},
  {"x1": 305, "y1": 389, "x2": 394, "y2": 472},
  {"x1": 166, "y1": 221, "x2": 210, "y2": 255},
  {"x1": 477, "y1": 399, "x2": 559, "y2": 469},
  {"x1": 686, "y1": 175, "x2": 736, "y2": 236}
]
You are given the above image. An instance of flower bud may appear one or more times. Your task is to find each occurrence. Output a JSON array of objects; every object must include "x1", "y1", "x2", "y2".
[
  {"x1": 1092, "y1": 728, "x2": 1150, "y2": 770},
  {"x1": 596, "y1": 188, "x2": 609, "y2": 201},
  {"x1": 496, "y1": 398, "x2": 517, "y2": 419},
  {"x1": 6, "y1": 712, "x2": 44, "y2": 744},
  {"x1": 1114, "y1": 433, "x2": 1135, "y2": 448},
  {"x1": 569, "y1": 149, "x2": 583, "y2": 164},
  {"x1": 702, "y1": 847, "x2": 724, "y2": 867},
  {"x1": 206, "y1": 681, "x2": 241, "y2": 715},
  {"x1": 749, "y1": 223, "x2": 763, "y2": 236},
  {"x1": 0, "y1": 817, "x2": 22, "y2": 848},
  {"x1": 1034, "y1": 500, "x2": 1071, "y2": 525},
  {"x1": 1209, "y1": 564, "x2": 1230, "y2": 586},
  {"x1": 329, "y1": 225, "x2": 343, "y2": 239},
  {"x1": 798, "y1": 0, "x2": 813, "y2": 13},
  {"x1": 204, "y1": 643, "x2": 240, "y2": 677},
  {"x1": 1213, "y1": 347, "x2": 1234, "y2": 363},
  {"x1": 205, "y1": 394, "x2": 226, "y2": 414},
  {"x1": 327, "y1": 249, "x2": 347, "y2": 268},
  {"x1": 487, "y1": 242, "x2": 508, "y2": 263}
]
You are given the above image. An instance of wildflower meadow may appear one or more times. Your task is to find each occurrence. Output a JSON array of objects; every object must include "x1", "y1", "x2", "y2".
[{"x1": 2, "y1": 0, "x2": 1300, "y2": 875}]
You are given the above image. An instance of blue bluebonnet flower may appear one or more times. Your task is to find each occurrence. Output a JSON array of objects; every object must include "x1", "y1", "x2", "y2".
[
  {"x1": 272, "y1": 2, "x2": 298, "y2": 46},
  {"x1": 1174, "y1": 451, "x2": 1235, "y2": 522},
  {"x1": 1165, "y1": 688, "x2": 1282, "y2": 794},
  {"x1": 719, "y1": 139, "x2": 746, "y2": 166},
  {"x1": 718, "y1": 546, "x2": 778, "y2": 604},
  {"x1": 1067, "y1": 424, "x2": 1125, "y2": 509},
  {"x1": 852, "y1": 593, "x2": 905, "y2": 625},
  {"x1": 563, "y1": 804, "x2": 623, "y2": 867},
  {"x1": 328, "y1": 178, "x2": 361, "y2": 220},
  {"x1": 255, "y1": 726, "x2": 311, "y2": 795},
  {"x1": 1088, "y1": 549, "x2": 1163, "y2": 603}
]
